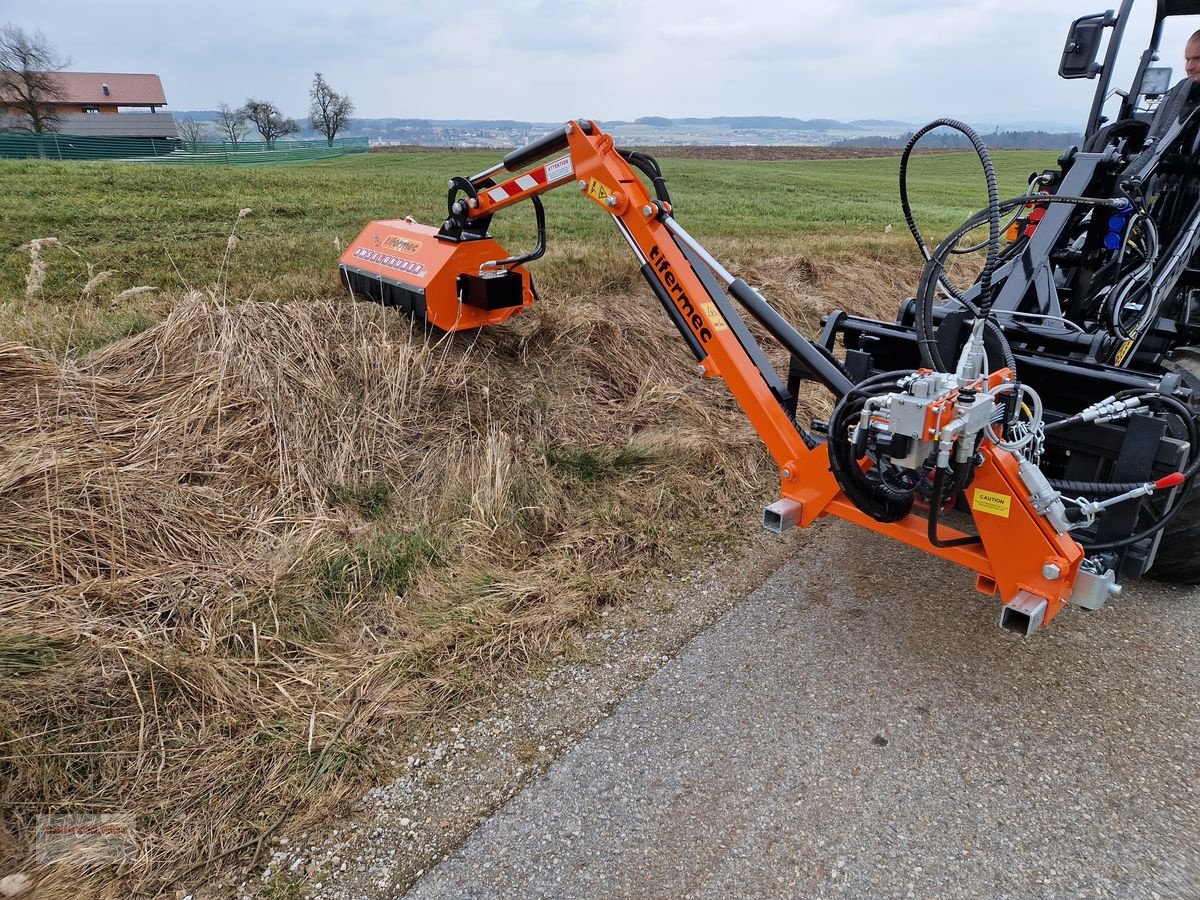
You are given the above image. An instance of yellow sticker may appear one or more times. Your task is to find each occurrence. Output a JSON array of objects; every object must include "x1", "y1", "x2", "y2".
[
  {"x1": 587, "y1": 178, "x2": 613, "y2": 203},
  {"x1": 972, "y1": 489, "x2": 1012, "y2": 518},
  {"x1": 701, "y1": 302, "x2": 729, "y2": 331},
  {"x1": 1114, "y1": 338, "x2": 1135, "y2": 366}
]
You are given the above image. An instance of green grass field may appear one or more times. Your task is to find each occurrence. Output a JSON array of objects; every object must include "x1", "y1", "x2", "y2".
[{"x1": 1, "y1": 149, "x2": 1056, "y2": 353}]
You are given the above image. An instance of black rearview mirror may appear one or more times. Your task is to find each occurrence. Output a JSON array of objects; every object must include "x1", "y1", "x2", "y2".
[{"x1": 1060, "y1": 16, "x2": 1106, "y2": 79}]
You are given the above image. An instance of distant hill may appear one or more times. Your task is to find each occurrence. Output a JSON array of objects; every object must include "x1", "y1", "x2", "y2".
[
  {"x1": 673, "y1": 116, "x2": 849, "y2": 130},
  {"x1": 849, "y1": 119, "x2": 911, "y2": 128},
  {"x1": 833, "y1": 130, "x2": 1082, "y2": 150},
  {"x1": 169, "y1": 112, "x2": 1078, "y2": 149}
]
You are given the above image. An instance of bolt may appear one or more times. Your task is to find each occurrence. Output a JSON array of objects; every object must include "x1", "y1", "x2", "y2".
[
  {"x1": 1042, "y1": 562, "x2": 1062, "y2": 580},
  {"x1": 643, "y1": 204, "x2": 654, "y2": 217},
  {"x1": 451, "y1": 201, "x2": 465, "y2": 215},
  {"x1": 577, "y1": 180, "x2": 588, "y2": 191},
  {"x1": 695, "y1": 364, "x2": 706, "y2": 376},
  {"x1": 447, "y1": 180, "x2": 455, "y2": 189},
  {"x1": 782, "y1": 468, "x2": 792, "y2": 480},
  {"x1": 468, "y1": 198, "x2": 478, "y2": 209},
  {"x1": 605, "y1": 195, "x2": 618, "y2": 207}
]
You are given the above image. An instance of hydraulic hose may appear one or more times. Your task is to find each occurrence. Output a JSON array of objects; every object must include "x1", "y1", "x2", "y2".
[
  {"x1": 913, "y1": 193, "x2": 1125, "y2": 374},
  {"x1": 927, "y1": 461, "x2": 983, "y2": 548},
  {"x1": 619, "y1": 150, "x2": 671, "y2": 205},
  {"x1": 1048, "y1": 392, "x2": 1200, "y2": 495},
  {"x1": 827, "y1": 373, "x2": 921, "y2": 523},
  {"x1": 488, "y1": 196, "x2": 547, "y2": 269},
  {"x1": 915, "y1": 223, "x2": 1018, "y2": 373},
  {"x1": 1048, "y1": 392, "x2": 1199, "y2": 551},
  {"x1": 900, "y1": 119, "x2": 1002, "y2": 316}
]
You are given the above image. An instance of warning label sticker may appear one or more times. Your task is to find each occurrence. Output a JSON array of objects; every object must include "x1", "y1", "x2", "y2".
[
  {"x1": 587, "y1": 178, "x2": 613, "y2": 204},
  {"x1": 972, "y1": 489, "x2": 1012, "y2": 518},
  {"x1": 545, "y1": 155, "x2": 573, "y2": 183},
  {"x1": 701, "y1": 302, "x2": 729, "y2": 331}
]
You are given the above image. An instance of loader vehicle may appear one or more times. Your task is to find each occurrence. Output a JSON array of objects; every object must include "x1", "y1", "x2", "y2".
[{"x1": 339, "y1": 0, "x2": 1200, "y2": 634}]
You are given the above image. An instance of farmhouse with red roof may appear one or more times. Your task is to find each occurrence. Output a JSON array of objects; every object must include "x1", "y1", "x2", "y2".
[{"x1": 4, "y1": 71, "x2": 177, "y2": 137}]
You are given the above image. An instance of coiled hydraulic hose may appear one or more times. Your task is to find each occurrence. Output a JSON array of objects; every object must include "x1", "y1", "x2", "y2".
[
  {"x1": 826, "y1": 371, "x2": 923, "y2": 522},
  {"x1": 899, "y1": 127, "x2": 1196, "y2": 554},
  {"x1": 901, "y1": 119, "x2": 1002, "y2": 317}
]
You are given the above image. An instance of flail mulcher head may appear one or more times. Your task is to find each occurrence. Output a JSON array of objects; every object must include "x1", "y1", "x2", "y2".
[
  {"x1": 339, "y1": 215, "x2": 537, "y2": 331},
  {"x1": 340, "y1": 127, "x2": 586, "y2": 331}
]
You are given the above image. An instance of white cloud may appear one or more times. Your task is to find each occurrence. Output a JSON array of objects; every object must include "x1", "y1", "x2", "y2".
[{"x1": 8, "y1": 0, "x2": 1200, "y2": 125}]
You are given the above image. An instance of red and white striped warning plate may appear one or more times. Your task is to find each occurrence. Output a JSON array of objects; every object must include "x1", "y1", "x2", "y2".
[{"x1": 485, "y1": 154, "x2": 574, "y2": 204}]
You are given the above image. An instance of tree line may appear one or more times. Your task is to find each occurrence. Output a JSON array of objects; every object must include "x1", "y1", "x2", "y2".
[
  {"x1": 0, "y1": 24, "x2": 355, "y2": 147},
  {"x1": 184, "y1": 75, "x2": 354, "y2": 149},
  {"x1": 833, "y1": 131, "x2": 1084, "y2": 150}
]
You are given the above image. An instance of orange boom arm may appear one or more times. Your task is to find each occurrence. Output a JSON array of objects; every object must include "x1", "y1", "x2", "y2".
[{"x1": 340, "y1": 120, "x2": 1110, "y2": 634}]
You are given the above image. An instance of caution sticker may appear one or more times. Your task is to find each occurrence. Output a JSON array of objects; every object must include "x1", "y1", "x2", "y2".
[
  {"x1": 701, "y1": 302, "x2": 729, "y2": 331},
  {"x1": 545, "y1": 155, "x2": 573, "y2": 183},
  {"x1": 1114, "y1": 338, "x2": 1135, "y2": 366},
  {"x1": 972, "y1": 489, "x2": 1012, "y2": 518},
  {"x1": 587, "y1": 178, "x2": 613, "y2": 204}
]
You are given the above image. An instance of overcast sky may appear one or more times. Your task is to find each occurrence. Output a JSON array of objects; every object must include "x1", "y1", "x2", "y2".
[{"x1": 6, "y1": 0, "x2": 1200, "y2": 126}]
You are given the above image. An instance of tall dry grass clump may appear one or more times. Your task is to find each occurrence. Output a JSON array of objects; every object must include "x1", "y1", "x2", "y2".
[
  {"x1": 0, "y1": 232, "x2": 917, "y2": 896},
  {"x1": 0, "y1": 287, "x2": 761, "y2": 897}
]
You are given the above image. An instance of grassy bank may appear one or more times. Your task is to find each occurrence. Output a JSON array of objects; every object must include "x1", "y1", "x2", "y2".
[{"x1": 0, "y1": 148, "x2": 1054, "y2": 897}]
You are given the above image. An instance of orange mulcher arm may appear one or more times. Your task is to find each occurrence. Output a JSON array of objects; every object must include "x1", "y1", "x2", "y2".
[{"x1": 339, "y1": 120, "x2": 1144, "y2": 633}]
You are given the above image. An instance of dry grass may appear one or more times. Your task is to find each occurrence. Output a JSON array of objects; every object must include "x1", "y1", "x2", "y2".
[{"x1": 0, "y1": 236, "x2": 917, "y2": 897}]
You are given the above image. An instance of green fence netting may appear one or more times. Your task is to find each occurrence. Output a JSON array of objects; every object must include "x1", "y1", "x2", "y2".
[{"x1": 0, "y1": 133, "x2": 370, "y2": 163}]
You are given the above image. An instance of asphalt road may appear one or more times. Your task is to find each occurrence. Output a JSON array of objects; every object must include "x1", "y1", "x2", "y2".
[{"x1": 404, "y1": 520, "x2": 1200, "y2": 899}]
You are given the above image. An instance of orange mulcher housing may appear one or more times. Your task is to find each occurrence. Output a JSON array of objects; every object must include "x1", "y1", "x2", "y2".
[
  {"x1": 339, "y1": 219, "x2": 535, "y2": 331},
  {"x1": 340, "y1": 120, "x2": 1090, "y2": 634}
]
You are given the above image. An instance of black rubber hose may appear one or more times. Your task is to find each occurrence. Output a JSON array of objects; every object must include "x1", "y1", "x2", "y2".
[
  {"x1": 1084, "y1": 484, "x2": 1194, "y2": 551},
  {"x1": 912, "y1": 190, "x2": 1123, "y2": 373},
  {"x1": 813, "y1": 340, "x2": 852, "y2": 379},
  {"x1": 1044, "y1": 393, "x2": 1198, "y2": 552},
  {"x1": 841, "y1": 369, "x2": 920, "y2": 402},
  {"x1": 1049, "y1": 393, "x2": 1200, "y2": 495},
  {"x1": 915, "y1": 224, "x2": 1017, "y2": 373},
  {"x1": 900, "y1": 119, "x2": 1002, "y2": 315},
  {"x1": 927, "y1": 465, "x2": 983, "y2": 548},
  {"x1": 827, "y1": 381, "x2": 917, "y2": 522},
  {"x1": 619, "y1": 150, "x2": 671, "y2": 205},
  {"x1": 914, "y1": 191, "x2": 1121, "y2": 370},
  {"x1": 918, "y1": 193, "x2": 1121, "y2": 307},
  {"x1": 488, "y1": 196, "x2": 548, "y2": 269}
]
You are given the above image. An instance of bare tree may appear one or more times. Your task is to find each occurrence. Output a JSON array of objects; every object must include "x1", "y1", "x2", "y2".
[
  {"x1": 0, "y1": 24, "x2": 69, "y2": 134},
  {"x1": 241, "y1": 98, "x2": 298, "y2": 147},
  {"x1": 215, "y1": 102, "x2": 248, "y2": 145},
  {"x1": 309, "y1": 72, "x2": 354, "y2": 146},
  {"x1": 176, "y1": 116, "x2": 209, "y2": 150}
]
